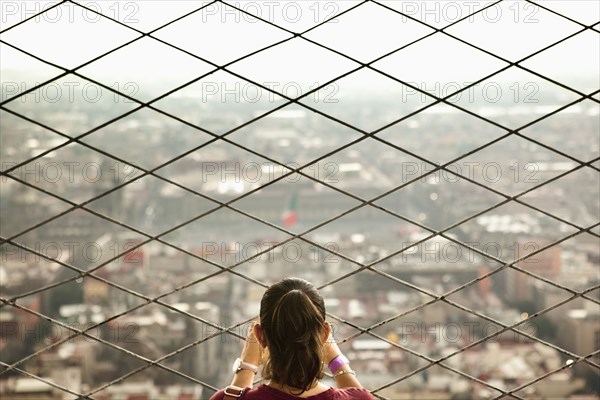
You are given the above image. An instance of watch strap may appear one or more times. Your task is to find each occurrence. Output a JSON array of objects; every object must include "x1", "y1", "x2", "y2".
[{"x1": 234, "y1": 358, "x2": 258, "y2": 374}]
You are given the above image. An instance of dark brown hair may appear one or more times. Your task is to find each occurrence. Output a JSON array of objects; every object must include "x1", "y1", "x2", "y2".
[{"x1": 260, "y1": 277, "x2": 326, "y2": 393}]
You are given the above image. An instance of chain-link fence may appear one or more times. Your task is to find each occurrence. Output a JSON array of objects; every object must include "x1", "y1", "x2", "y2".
[{"x1": 1, "y1": 1, "x2": 599, "y2": 399}]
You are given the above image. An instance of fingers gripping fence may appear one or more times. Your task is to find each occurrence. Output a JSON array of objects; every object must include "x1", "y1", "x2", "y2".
[{"x1": 0, "y1": 0, "x2": 599, "y2": 399}]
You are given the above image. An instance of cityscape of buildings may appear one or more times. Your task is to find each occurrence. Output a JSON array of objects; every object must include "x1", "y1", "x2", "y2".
[{"x1": 1, "y1": 75, "x2": 598, "y2": 399}]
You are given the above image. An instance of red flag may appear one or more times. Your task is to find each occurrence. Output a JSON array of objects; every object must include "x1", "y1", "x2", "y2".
[{"x1": 282, "y1": 193, "x2": 298, "y2": 228}]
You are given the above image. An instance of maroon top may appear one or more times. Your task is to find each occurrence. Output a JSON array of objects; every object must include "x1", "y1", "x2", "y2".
[{"x1": 209, "y1": 384, "x2": 374, "y2": 400}]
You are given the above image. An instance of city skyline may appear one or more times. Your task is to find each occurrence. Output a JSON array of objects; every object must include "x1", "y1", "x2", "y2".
[{"x1": 1, "y1": 1, "x2": 598, "y2": 399}]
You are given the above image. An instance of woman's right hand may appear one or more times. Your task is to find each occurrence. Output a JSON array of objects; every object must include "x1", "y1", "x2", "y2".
[
  {"x1": 323, "y1": 325, "x2": 342, "y2": 364},
  {"x1": 322, "y1": 324, "x2": 363, "y2": 389}
]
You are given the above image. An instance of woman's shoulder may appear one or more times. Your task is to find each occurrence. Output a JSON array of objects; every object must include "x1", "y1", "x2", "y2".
[
  {"x1": 208, "y1": 386, "x2": 269, "y2": 400},
  {"x1": 209, "y1": 385, "x2": 374, "y2": 400},
  {"x1": 330, "y1": 386, "x2": 374, "y2": 399}
]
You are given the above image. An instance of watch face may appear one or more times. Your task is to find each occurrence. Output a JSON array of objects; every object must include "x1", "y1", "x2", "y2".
[{"x1": 232, "y1": 357, "x2": 241, "y2": 372}]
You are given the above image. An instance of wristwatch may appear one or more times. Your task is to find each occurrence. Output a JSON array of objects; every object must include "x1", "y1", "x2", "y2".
[{"x1": 232, "y1": 357, "x2": 258, "y2": 374}]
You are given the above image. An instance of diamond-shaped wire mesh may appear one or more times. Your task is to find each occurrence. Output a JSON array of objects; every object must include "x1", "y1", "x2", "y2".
[{"x1": 0, "y1": 1, "x2": 599, "y2": 399}]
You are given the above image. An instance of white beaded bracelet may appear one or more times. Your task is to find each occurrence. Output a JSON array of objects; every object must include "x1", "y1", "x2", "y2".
[{"x1": 334, "y1": 369, "x2": 356, "y2": 377}]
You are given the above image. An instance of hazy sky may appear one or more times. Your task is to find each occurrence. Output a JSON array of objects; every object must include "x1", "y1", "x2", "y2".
[{"x1": 1, "y1": 0, "x2": 598, "y2": 95}]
